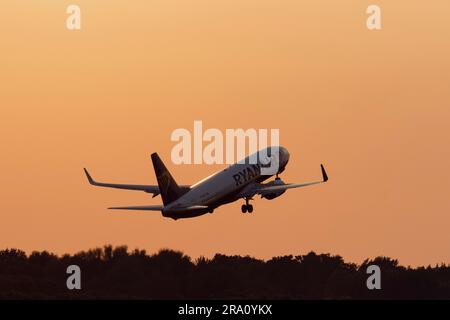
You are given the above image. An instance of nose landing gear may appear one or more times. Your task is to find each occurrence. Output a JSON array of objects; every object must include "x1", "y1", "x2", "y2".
[{"x1": 241, "y1": 198, "x2": 254, "y2": 213}]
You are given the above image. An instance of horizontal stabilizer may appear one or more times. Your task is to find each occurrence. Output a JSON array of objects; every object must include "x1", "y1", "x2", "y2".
[
  {"x1": 258, "y1": 181, "x2": 322, "y2": 193},
  {"x1": 108, "y1": 205, "x2": 164, "y2": 211},
  {"x1": 321, "y1": 164, "x2": 328, "y2": 182}
]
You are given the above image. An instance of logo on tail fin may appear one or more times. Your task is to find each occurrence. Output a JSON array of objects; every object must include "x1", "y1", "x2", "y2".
[
  {"x1": 151, "y1": 153, "x2": 185, "y2": 205},
  {"x1": 157, "y1": 171, "x2": 171, "y2": 196}
]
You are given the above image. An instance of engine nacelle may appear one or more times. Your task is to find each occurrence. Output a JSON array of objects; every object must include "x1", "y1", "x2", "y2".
[{"x1": 261, "y1": 179, "x2": 286, "y2": 200}]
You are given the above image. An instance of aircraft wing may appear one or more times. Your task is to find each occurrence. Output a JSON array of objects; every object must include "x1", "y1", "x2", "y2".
[
  {"x1": 256, "y1": 164, "x2": 329, "y2": 194},
  {"x1": 84, "y1": 168, "x2": 192, "y2": 197},
  {"x1": 83, "y1": 168, "x2": 162, "y2": 196}
]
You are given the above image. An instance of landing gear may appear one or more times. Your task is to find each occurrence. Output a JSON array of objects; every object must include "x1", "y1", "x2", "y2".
[{"x1": 241, "y1": 198, "x2": 254, "y2": 213}]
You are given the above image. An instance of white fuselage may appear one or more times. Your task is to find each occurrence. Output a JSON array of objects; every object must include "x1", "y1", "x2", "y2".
[{"x1": 163, "y1": 146, "x2": 290, "y2": 218}]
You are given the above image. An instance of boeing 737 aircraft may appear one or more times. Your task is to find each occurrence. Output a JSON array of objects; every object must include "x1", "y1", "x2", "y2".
[{"x1": 84, "y1": 146, "x2": 328, "y2": 220}]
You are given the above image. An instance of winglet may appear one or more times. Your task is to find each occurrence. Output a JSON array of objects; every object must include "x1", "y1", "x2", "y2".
[
  {"x1": 84, "y1": 168, "x2": 96, "y2": 185},
  {"x1": 320, "y1": 164, "x2": 328, "y2": 182}
]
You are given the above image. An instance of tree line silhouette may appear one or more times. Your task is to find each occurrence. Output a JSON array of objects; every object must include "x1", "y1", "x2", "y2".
[{"x1": 0, "y1": 246, "x2": 449, "y2": 299}]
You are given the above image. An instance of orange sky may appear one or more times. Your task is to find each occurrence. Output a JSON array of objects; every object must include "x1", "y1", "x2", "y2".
[{"x1": 1, "y1": 1, "x2": 450, "y2": 267}]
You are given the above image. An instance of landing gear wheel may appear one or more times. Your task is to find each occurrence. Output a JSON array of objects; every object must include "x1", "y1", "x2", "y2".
[
  {"x1": 241, "y1": 205, "x2": 248, "y2": 213},
  {"x1": 247, "y1": 205, "x2": 253, "y2": 213}
]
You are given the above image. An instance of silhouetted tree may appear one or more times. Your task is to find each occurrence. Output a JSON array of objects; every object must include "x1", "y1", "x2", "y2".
[{"x1": 1, "y1": 246, "x2": 450, "y2": 299}]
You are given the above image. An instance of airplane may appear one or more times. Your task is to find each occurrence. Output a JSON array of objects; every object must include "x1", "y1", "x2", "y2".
[{"x1": 84, "y1": 146, "x2": 328, "y2": 220}]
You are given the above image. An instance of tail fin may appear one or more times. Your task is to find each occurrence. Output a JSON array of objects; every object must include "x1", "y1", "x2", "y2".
[{"x1": 151, "y1": 153, "x2": 184, "y2": 205}]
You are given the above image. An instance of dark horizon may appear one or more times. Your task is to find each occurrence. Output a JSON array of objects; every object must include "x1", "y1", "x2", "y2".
[{"x1": 1, "y1": 245, "x2": 449, "y2": 299}]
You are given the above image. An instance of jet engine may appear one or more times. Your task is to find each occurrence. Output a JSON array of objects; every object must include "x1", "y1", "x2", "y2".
[{"x1": 260, "y1": 178, "x2": 286, "y2": 200}]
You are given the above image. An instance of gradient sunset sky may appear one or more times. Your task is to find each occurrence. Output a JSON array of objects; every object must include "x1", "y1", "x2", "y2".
[{"x1": 1, "y1": 1, "x2": 449, "y2": 266}]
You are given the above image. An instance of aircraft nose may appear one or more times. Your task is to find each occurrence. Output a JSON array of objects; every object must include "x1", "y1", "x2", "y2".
[{"x1": 280, "y1": 147, "x2": 290, "y2": 168}]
